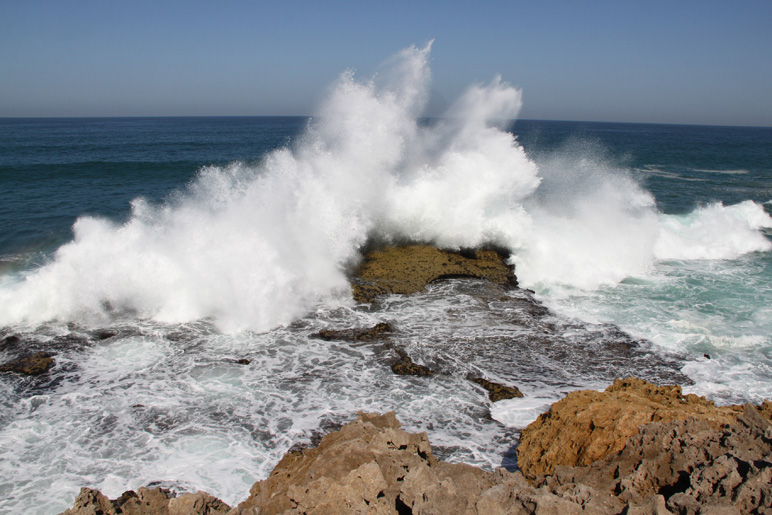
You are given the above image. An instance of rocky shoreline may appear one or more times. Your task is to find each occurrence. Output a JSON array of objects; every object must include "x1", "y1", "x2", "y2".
[
  {"x1": 60, "y1": 380, "x2": 772, "y2": 514},
  {"x1": 7, "y1": 245, "x2": 770, "y2": 514}
]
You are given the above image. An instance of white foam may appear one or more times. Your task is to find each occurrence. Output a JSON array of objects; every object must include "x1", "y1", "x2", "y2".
[
  {"x1": 1, "y1": 43, "x2": 771, "y2": 333},
  {"x1": 655, "y1": 201, "x2": 772, "y2": 260}
]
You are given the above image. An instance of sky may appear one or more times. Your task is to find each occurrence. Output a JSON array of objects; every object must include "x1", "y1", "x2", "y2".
[{"x1": 1, "y1": 0, "x2": 770, "y2": 126}]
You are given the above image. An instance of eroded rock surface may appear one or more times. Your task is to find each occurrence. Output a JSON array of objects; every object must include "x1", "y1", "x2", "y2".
[
  {"x1": 352, "y1": 245, "x2": 517, "y2": 303},
  {"x1": 541, "y1": 404, "x2": 772, "y2": 514},
  {"x1": 517, "y1": 377, "x2": 748, "y2": 478},
  {"x1": 59, "y1": 385, "x2": 772, "y2": 515}
]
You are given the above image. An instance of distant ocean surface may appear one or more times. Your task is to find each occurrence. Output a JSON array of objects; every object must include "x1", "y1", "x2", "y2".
[{"x1": 2, "y1": 49, "x2": 772, "y2": 514}]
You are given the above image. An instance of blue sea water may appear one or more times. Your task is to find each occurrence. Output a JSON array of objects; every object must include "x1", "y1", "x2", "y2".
[{"x1": 1, "y1": 53, "x2": 771, "y2": 513}]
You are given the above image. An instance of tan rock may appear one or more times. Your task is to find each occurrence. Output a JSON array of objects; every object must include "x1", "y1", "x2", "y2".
[
  {"x1": 517, "y1": 377, "x2": 746, "y2": 478},
  {"x1": 351, "y1": 244, "x2": 517, "y2": 303}
]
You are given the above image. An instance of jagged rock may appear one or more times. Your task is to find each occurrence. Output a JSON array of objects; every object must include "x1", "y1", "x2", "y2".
[
  {"x1": 58, "y1": 487, "x2": 230, "y2": 515},
  {"x1": 469, "y1": 377, "x2": 523, "y2": 401},
  {"x1": 540, "y1": 404, "x2": 772, "y2": 514},
  {"x1": 517, "y1": 377, "x2": 747, "y2": 478},
  {"x1": 352, "y1": 244, "x2": 517, "y2": 303},
  {"x1": 390, "y1": 348, "x2": 435, "y2": 376},
  {"x1": 228, "y1": 411, "x2": 585, "y2": 515},
  {"x1": 313, "y1": 322, "x2": 394, "y2": 342},
  {"x1": 0, "y1": 351, "x2": 54, "y2": 375}
]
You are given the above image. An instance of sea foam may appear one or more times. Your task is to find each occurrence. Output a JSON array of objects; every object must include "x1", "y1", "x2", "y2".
[{"x1": 0, "y1": 43, "x2": 770, "y2": 332}]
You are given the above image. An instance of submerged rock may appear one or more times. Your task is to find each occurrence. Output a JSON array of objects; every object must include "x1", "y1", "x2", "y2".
[
  {"x1": 313, "y1": 322, "x2": 394, "y2": 342},
  {"x1": 469, "y1": 377, "x2": 523, "y2": 402},
  {"x1": 390, "y1": 348, "x2": 435, "y2": 376},
  {"x1": 352, "y1": 244, "x2": 517, "y2": 303},
  {"x1": 517, "y1": 377, "x2": 750, "y2": 478},
  {"x1": 0, "y1": 351, "x2": 54, "y2": 375}
]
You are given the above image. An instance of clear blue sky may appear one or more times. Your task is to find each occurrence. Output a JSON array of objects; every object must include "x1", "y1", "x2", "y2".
[{"x1": 1, "y1": 0, "x2": 770, "y2": 126}]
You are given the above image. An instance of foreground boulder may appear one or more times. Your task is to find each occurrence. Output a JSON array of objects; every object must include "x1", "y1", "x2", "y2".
[
  {"x1": 352, "y1": 244, "x2": 517, "y2": 303},
  {"x1": 541, "y1": 404, "x2": 772, "y2": 514},
  {"x1": 516, "y1": 377, "x2": 752, "y2": 478}
]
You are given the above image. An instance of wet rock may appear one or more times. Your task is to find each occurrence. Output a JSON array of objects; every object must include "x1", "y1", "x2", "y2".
[
  {"x1": 469, "y1": 376, "x2": 524, "y2": 401},
  {"x1": 391, "y1": 348, "x2": 435, "y2": 376},
  {"x1": 0, "y1": 334, "x2": 22, "y2": 350},
  {"x1": 352, "y1": 244, "x2": 517, "y2": 303},
  {"x1": 0, "y1": 351, "x2": 54, "y2": 375},
  {"x1": 234, "y1": 358, "x2": 250, "y2": 365},
  {"x1": 92, "y1": 330, "x2": 118, "y2": 340},
  {"x1": 313, "y1": 322, "x2": 394, "y2": 342},
  {"x1": 517, "y1": 377, "x2": 751, "y2": 478}
]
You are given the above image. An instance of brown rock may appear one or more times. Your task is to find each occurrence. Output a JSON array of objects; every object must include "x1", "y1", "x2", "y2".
[
  {"x1": 352, "y1": 244, "x2": 517, "y2": 303},
  {"x1": 313, "y1": 322, "x2": 394, "y2": 342},
  {"x1": 469, "y1": 377, "x2": 523, "y2": 401},
  {"x1": 0, "y1": 351, "x2": 54, "y2": 375},
  {"x1": 228, "y1": 411, "x2": 585, "y2": 515},
  {"x1": 390, "y1": 349, "x2": 435, "y2": 376},
  {"x1": 59, "y1": 487, "x2": 230, "y2": 515},
  {"x1": 517, "y1": 377, "x2": 745, "y2": 478},
  {"x1": 542, "y1": 404, "x2": 772, "y2": 514}
]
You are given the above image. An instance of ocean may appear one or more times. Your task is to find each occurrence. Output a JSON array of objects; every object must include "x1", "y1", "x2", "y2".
[{"x1": 1, "y1": 46, "x2": 772, "y2": 514}]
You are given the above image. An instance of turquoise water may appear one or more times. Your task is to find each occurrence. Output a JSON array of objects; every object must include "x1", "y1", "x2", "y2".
[{"x1": 1, "y1": 56, "x2": 771, "y2": 512}]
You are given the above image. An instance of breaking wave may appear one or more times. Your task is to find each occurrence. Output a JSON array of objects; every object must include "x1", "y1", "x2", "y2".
[{"x1": 1, "y1": 43, "x2": 770, "y2": 332}]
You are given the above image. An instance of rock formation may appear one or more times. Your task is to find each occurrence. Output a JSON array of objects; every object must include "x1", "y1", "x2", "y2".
[
  {"x1": 390, "y1": 348, "x2": 435, "y2": 376},
  {"x1": 313, "y1": 322, "x2": 394, "y2": 342},
  {"x1": 0, "y1": 350, "x2": 54, "y2": 375},
  {"x1": 517, "y1": 377, "x2": 747, "y2": 478},
  {"x1": 351, "y1": 245, "x2": 517, "y2": 303},
  {"x1": 59, "y1": 384, "x2": 772, "y2": 514},
  {"x1": 468, "y1": 377, "x2": 524, "y2": 402}
]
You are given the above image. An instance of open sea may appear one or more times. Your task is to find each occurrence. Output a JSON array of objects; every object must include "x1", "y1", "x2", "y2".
[{"x1": 1, "y1": 48, "x2": 772, "y2": 514}]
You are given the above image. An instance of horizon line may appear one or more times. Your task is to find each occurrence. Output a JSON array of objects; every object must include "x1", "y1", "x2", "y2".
[{"x1": 0, "y1": 115, "x2": 769, "y2": 130}]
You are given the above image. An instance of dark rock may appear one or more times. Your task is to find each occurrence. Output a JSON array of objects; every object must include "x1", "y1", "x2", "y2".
[
  {"x1": 235, "y1": 358, "x2": 250, "y2": 365},
  {"x1": 391, "y1": 348, "x2": 435, "y2": 376},
  {"x1": 313, "y1": 322, "x2": 394, "y2": 342},
  {"x1": 0, "y1": 351, "x2": 54, "y2": 375},
  {"x1": 0, "y1": 334, "x2": 22, "y2": 350},
  {"x1": 93, "y1": 330, "x2": 118, "y2": 340},
  {"x1": 469, "y1": 377, "x2": 523, "y2": 402}
]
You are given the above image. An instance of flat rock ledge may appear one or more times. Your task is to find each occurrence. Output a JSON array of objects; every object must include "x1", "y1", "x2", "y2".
[
  {"x1": 60, "y1": 380, "x2": 772, "y2": 515},
  {"x1": 351, "y1": 244, "x2": 517, "y2": 303}
]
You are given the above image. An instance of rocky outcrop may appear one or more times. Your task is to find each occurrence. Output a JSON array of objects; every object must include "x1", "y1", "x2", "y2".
[
  {"x1": 227, "y1": 411, "x2": 587, "y2": 515},
  {"x1": 313, "y1": 322, "x2": 394, "y2": 342},
  {"x1": 390, "y1": 348, "x2": 435, "y2": 376},
  {"x1": 60, "y1": 383, "x2": 772, "y2": 515},
  {"x1": 517, "y1": 377, "x2": 747, "y2": 478},
  {"x1": 0, "y1": 351, "x2": 54, "y2": 375},
  {"x1": 468, "y1": 377, "x2": 523, "y2": 402},
  {"x1": 352, "y1": 245, "x2": 517, "y2": 303},
  {"x1": 541, "y1": 404, "x2": 772, "y2": 514},
  {"x1": 59, "y1": 486, "x2": 230, "y2": 515}
]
